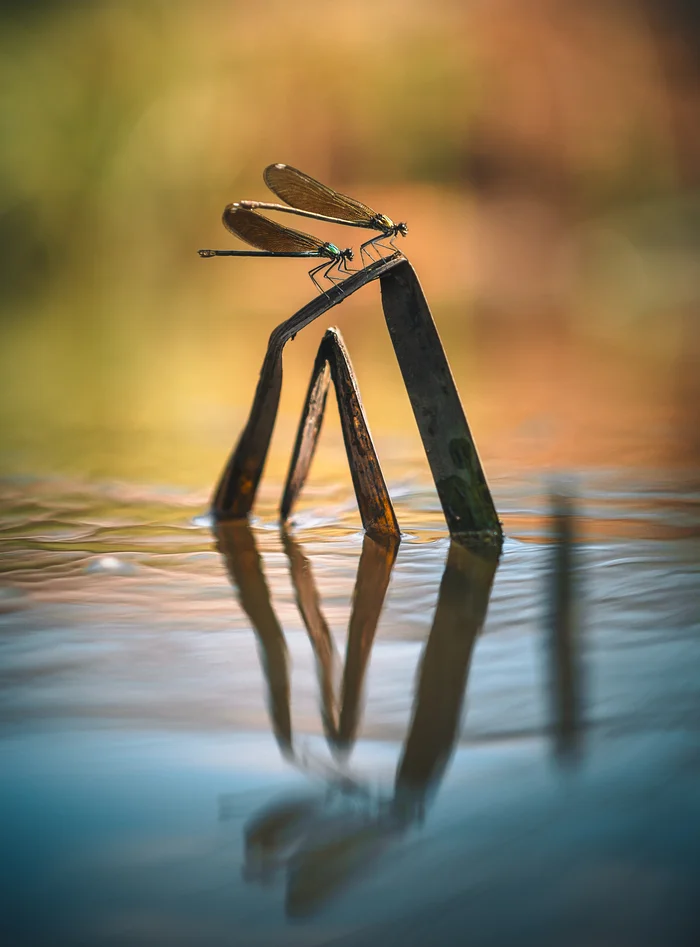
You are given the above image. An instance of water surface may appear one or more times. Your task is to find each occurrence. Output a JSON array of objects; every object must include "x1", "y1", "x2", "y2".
[{"x1": 1, "y1": 470, "x2": 698, "y2": 946}]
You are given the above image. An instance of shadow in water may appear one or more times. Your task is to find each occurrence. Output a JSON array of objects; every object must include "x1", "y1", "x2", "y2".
[{"x1": 216, "y1": 523, "x2": 499, "y2": 916}]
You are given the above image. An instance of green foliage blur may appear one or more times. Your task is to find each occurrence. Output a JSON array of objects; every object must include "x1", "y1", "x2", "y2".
[{"x1": 1, "y1": 0, "x2": 698, "y2": 485}]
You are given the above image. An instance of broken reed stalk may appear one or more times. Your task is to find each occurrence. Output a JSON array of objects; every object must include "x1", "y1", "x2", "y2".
[
  {"x1": 211, "y1": 252, "x2": 405, "y2": 518},
  {"x1": 211, "y1": 254, "x2": 502, "y2": 546},
  {"x1": 281, "y1": 327, "x2": 399, "y2": 542}
]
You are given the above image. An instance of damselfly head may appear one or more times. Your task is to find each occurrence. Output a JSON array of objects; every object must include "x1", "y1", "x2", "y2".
[
  {"x1": 396, "y1": 222, "x2": 409, "y2": 237},
  {"x1": 344, "y1": 248, "x2": 354, "y2": 262}
]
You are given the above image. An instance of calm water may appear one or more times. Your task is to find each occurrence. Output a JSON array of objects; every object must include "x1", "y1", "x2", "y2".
[{"x1": 1, "y1": 470, "x2": 699, "y2": 947}]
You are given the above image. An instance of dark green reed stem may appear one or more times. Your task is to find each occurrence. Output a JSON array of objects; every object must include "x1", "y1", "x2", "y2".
[{"x1": 380, "y1": 260, "x2": 503, "y2": 544}]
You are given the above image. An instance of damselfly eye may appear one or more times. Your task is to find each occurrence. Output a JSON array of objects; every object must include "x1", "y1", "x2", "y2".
[{"x1": 346, "y1": 249, "x2": 354, "y2": 261}]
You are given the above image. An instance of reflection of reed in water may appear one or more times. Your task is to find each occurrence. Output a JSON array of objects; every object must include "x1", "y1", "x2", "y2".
[
  {"x1": 283, "y1": 530, "x2": 398, "y2": 754},
  {"x1": 217, "y1": 521, "x2": 398, "y2": 767},
  {"x1": 394, "y1": 542, "x2": 498, "y2": 822},
  {"x1": 223, "y1": 528, "x2": 499, "y2": 917},
  {"x1": 282, "y1": 529, "x2": 339, "y2": 743},
  {"x1": 546, "y1": 491, "x2": 583, "y2": 762},
  {"x1": 337, "y1": 535, "x2": 398, "y2": 753},
  {"x1": 216, "y1": 522, "x2": 292, "y2": 758},
  {"x1": 286, "y1": 541, "x2": 499, "y2": 918}
]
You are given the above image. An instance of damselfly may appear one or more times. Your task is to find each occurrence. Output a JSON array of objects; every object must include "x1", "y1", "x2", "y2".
[
  {"x1": 238, "y1": 164, "x2": 408, "y2": 261},
  {"x1": 199, "y1": 204, "x2": 354, "y2": 293}
]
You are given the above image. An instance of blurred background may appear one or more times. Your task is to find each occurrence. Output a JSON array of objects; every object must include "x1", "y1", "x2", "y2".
[
  {"x1": 2, "y1": 7, "x2": 699, "y2": 943},
  {"x1": 0, "y1": 0, "x2": 698, "y2": 491}
]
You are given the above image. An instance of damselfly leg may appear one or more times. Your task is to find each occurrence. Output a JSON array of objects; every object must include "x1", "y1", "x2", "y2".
[
  {"x1": 360, "y1": 228, "x2": 403, "y2": 262},
  {"x1": 308, "y1": 259, "x2": 341, "y2": 295},
  {"x1": 338, "y1": 253, "x2": 356, "y2": 276},
  {"x1": 360, "y1": 234, "x2": 388, "y2": 263},
  {"x1": 359, "y1": 244, "x2": 376, "y2": 266}
]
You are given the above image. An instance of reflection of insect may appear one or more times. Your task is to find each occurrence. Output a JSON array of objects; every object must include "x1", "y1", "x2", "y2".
[
  {"x1": 198, "y1": 205, "x2": 354, "y2": 293},
  {"x1": 239, "y1": 163, "x2": 408, "y2": 261}
]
